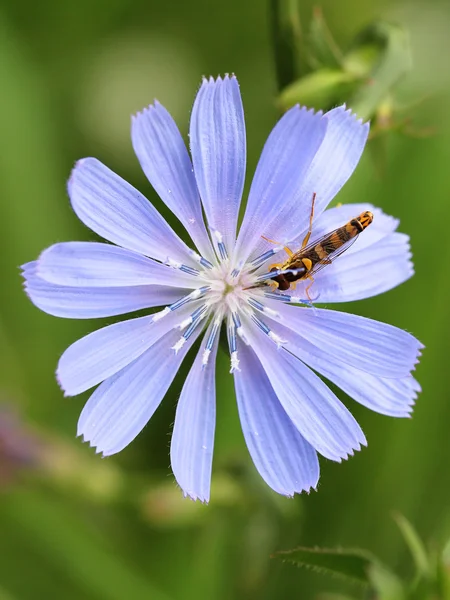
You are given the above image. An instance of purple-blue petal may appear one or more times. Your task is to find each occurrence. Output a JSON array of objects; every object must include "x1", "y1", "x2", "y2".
[
  {"x1": 244, "y1": 320, "x2": 367, "y2": 461},
  {"x1": 170, "y1": 321, "x2": 218, "y2": 503},
  {"x1": 22, "y1": 262, "x2": 182, "y2": 319},
  {"x1": 190, "y1": 75, "x2": 246, "y2": 253},
  {"x1": 246, "y1": 107, "x2": 369, "y2": 262},
  {"x1": 233, "y1": 340, "x2": 319, "y2": 496},
  {"x1": 38, "y1": 242, "x2": 198, "y2": 289},
  {"x1": 68, "y1": 157, "x2": 196, "y2": 266},
  {"x1": 261, "y1": 316, "x2": 420, "y2": 418},
  {"x1": 269, "y1": 304, "x2": 422, "y2": 379},
  {"x1": 313, "y1": 232, "x2": 413, "y2": 302},
  {"x1": 132, "y1": 102, "x2": 214, "y2": 260},
  {"x1": 234, "y1": 105, "x2": 326, "y2": 263},
  {"x1": 57, "y1": 300, "x2": 202, "y2": 396},
  {"x1": 78, "y1": 328, "x2": 202, "y2": 456}
]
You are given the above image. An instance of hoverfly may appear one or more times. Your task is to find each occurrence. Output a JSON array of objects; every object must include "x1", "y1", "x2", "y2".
[{"x1": 263, "y1": 193, "x2": 373, "y2": 300}]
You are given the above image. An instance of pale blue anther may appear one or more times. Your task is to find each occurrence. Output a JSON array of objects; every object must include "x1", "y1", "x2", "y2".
[
  {"x1": 179, "y1": 264, "x2": 200, "y2": 276},
  {"x1": 189, "y1": 305, "x2": 208, "y2": 322},
  {"x1": 183, "y1": 312, "x2": 205, "y2": 340},
  {"x1": 228, "y1": 324, "x2": 237, "y2": 353},
  {"x1": 206, "y1": 319, "x2": 221, "y2": 351},
  {"x1": 251, "y1": 313, "x2": 271, "y2": 335},
  {"x1": 217, "y1": 241, "x2": 228, "y2": 260},
  {"x1": 251, "y1": 248, "x2": 277, "y2": 269},
  {"x1": 200, "y1": 257, "x2": 214, "y2": 269},
  {"x1": 247, "y1": 298, "x2": 264, "y2": 312},
  {"x1": 264, "y1": 291, "x2": 292, "y2": 302},
  {"x1": 169, "y1": 286, "x2": 210, "y2": 312}
]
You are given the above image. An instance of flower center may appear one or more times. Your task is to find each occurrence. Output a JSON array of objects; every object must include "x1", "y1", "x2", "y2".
[{"x1": 160, "y1": 239, "x2": 291, "y2": 370}]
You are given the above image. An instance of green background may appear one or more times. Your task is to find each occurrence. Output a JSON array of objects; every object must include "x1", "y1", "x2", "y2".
[{"x1": 0, "y1": 0, "x2": 449, "y2": 598}]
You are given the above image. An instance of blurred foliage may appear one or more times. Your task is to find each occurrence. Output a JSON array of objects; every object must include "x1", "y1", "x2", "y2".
[
  {"x1": 0, "y1": 0, "x2": 449, "y2": 598},
  {"x1": 272, "y1": 1, "x2": 431, "y2": 172},
  {"x1": 275, "y1": 514, "x2": 450, "y2": 599}
]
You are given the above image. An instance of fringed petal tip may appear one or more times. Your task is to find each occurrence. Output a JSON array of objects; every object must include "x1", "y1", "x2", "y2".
[
  {"x1": 283, "y1": 482, "x2": 318, "y2": 497},
  {"x1": 325, "y1": 104, "x2": 371, "y2": 128},
  {"x1": 77, "y1": 430, "x2": 110, "y2": 457},
  {"x1": 132, "y1": 100, "x2": 164, "y2": 122},
  {"x1": 55, "y1": 368, "x2": 72, "y2": 397},
  {"x1": 67, "y1": 157, "x2": 90, "y2": 191},
  {"x1": 200, "y1": 73, "x2": 238, "y2": 86},
  {"x1": 337, "y1": 437, "x2": 368, "y2": 463},
  {"x1": 21, "y1": 261, "x2": 39, "y2": 283},
  {"x1": 182, "y1": 489, "x2": 210, "y2": 504},
  {"x1": 292, "y1": 105, "x2": 324, "y2": 118},
  {"x1": 410, "y1": 342, "x2": 424, "y2": 372}
]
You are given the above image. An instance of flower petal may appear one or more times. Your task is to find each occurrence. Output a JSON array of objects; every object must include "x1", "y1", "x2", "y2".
[
  {"x1": 132, "y1": 102, "x2": 214, "y2": 260},
  {"x1": 68, "y1": 157, "x2": 196, "y2": 265},
  {"x1": 244, "y1": 321, "x2": 366, "y2": 461},
  {"x1": 170, "y1": 321, "x2": 218, "y2": 503},
  {"x1": 298, "y1": 106, "x2": 369, "y2": 219},
  {"x1": 313, "y1": 232, "x2": 413, "y2": 302},
  {"x1": 262, "y1": 317, "x2": 419, "y2": 418},
  {"x1": 22, "y1": 263, "x2": 181, "y2": 319},
  {"x1": 308, "y1": 358, "x2": 419, "y2": 418},
  {"x1": 78, "y1": 327, "x2": 202, "y2": 456},
  {"x1": 234, "y1": 106, "x2": 327, "y2": 263},
  {"x1": 269, "y1": 304, "x2": 422, "y2": 379},
  {"x1": 233, "y1": 340, "x2": 319, "y2": 496},
  {"x1": 38, "y1": 242, "x2": 199, "y2": 288},
  {"x1": 190, "y1": 75, "x2": 246, "y2": 253},
  {"x1": 57, "y1": 301, "x2": 200, "y2": 396}
]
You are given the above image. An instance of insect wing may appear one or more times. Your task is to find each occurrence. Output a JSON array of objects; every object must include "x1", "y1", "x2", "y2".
[{"x1": 308, "y1": 233, "x2": 359, "y2": 277}]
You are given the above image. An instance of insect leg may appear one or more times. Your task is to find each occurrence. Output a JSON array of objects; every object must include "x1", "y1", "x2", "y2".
[
  {"x1": 261, "y1": 235, "x2": 293, "y2": 258},
  {"x1": 304, "y1": 275, "x2": 315, "y2": 303},
  {"x1": 301, "y1": 192, "x2": 317, "y2": 249}
]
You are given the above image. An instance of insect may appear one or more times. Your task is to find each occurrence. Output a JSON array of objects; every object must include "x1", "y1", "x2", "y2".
[{"x1": 264, "y1": 194, "x2": 374, "y2": 300}]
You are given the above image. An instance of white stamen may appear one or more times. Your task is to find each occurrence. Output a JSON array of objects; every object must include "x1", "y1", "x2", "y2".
[
  {"x1": 230, "y1": 351, "x2": 240, "y2": 373},
  {"x1": 213, "y1": 229, "x2": 223, "y2": 243},
  {"x1": 202, "y1": 349, "x2": 211, "y2": 366},
  {"x1": 265, "y1": 306, "x2": 280, "y2": 318},
  {"x1": 269, "y1": 331, "x2": 287, "y2": 348},
  {"x1": 166, "y1": 258, "x2": 181, "y2": 269},
  {"x1": 190, "y1": 288, "x2": 203, "y2": 300},
  {"x1": 152, "y1": 307, "x2": 170, "y2": 322},
  {"x1": 178, "y1": 316, "x2": 193, "y2": 330},
  {"x1": 171, "y1": 338, "x2": 186, "y2": 354},
  {"x1": 236, "y1": 326, "x2": 250, "y2": 345}
]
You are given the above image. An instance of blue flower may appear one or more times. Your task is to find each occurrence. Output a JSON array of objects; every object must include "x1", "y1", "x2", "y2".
[{"x1": 22, "y1": 75, "x2": 422, "y2": 501}]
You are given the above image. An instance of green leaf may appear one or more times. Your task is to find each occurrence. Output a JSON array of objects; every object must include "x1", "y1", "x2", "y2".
[
  {"x1": 273, "y1": 546, "x2": 379, "y2": 584},
  {"x1": 393, "y1": 513, "x2": 430, "y2": 578},
  {"x1": 277, "y1": 68, "x2": 358, "y2": 111},
  {"x1": 346, "y1": 21, "x2": 412, "y2": 120},
  {"x1": 270, "y1": 0, "x2": 309, "y2": 90},
  {"x1": 308, "y1": 6, "x2": 344, "y2": 69},
  {"x1": 368, "y1": 563, "x2": 406, "y2": 600},
  {"x1": 436, "y1": 551, "x2": 450, "y2": 600}
]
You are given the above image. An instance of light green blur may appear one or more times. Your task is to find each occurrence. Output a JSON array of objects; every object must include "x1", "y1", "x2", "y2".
[{"x1": 0, "y1": 0, "x2": 449, "y2": 598}]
